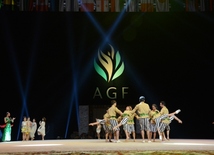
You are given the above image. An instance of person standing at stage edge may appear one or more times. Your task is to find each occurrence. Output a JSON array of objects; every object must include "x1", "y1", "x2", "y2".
[
  {"x1": 108, "y1": 100, "x2": 123, "y2": 143},
  {"x1": 131, "y1": 96, "x2": 151, "y2": 143},
  {"x1": 2, "y1": 112, "x2": 15, "y2": 142}
]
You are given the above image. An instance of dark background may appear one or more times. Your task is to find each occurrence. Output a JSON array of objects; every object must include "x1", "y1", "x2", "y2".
[{"x1": 0, "y1": 12, "x2": 214, "y2": 140}]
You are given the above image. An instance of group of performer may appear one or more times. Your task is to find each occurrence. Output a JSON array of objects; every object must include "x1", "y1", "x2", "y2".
[
  {"x1": 89, "y1": 96, "x2": 182, "y2": 143},
  {"x1": 21, "y1": 117, "x2": 46, "y2": 141},
  {"x1": 0, "y1": 112, "x2": 46, "y2": 142}
]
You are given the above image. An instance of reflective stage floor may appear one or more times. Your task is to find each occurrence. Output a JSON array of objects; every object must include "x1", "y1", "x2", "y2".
[{"x1": 0, "y1": 139, "x2": 214, "y2": 154}]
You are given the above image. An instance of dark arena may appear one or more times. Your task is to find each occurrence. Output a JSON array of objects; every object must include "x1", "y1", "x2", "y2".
[{"x1": 0, "y1": 0, "x2": 214, "y2": 155}]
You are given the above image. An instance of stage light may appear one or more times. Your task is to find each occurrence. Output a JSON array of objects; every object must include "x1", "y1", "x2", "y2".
[
  {"x1": 65, "y1": 93, "x2": 74, "y2": 139},
  {"x1": 80, "y1": 5, "x2": 106, "y2": 39},
  {"x1": 8, "y1": 50, "x2": 30, "y2": 141}
]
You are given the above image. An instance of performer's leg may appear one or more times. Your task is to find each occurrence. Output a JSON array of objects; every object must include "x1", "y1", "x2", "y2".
[
  {"x1": 123, "y1": 124, "x2": 129, "y2": 141},
  {"x1": 97, "y1": 132, "x2": 100, "y2": 139},
  {"x1": 145, "y1": 118, "x2": 151, "y2": 142},
  {"x1": 42, "y1": 134, "x2": 44, "y2": 140},
  {"x1": 113, "y1": 123, "x2": 122, "y2": 130},
  {"x1": 132, "y1": 131, "x2": 136, "y2": 142},
  {"x1": 26, "y1": 133, "x2": 29, "y2": 141},
  {"x1": 108, "y1": 131, "x2": 112, "y2": 142},
  {"x1": 153, "y1": 132, "x2": 156, "y2": 141},
  {"x1": 168, "y1": 109, "x2": 181, "y2": 116},
  {"x1": 166, "y1": 130, "x2": 170, "y2": 140},
  {"x1": 139, "y1": 118, "x2": 145, "y2": 141},
  {"x1": 89, "y1": 122, "x2": 99, "y2": 126},
  {"x1": 165, "y1": 124, "x2": 170, "y2": 140},
  {"x1": 163, "y1": 132, "x2": 167, "y2": 140},
  {"x1": 109, "y1": 119, "x2": 120, "y2": 142},
  {"x1": 89, "y1": 119, "x2": 105, "y2": 126},
  {"x1": 124, "y1": 130, "x2": 129, "y2": 141},
  {"x1": 22, "y1": 132, "x2": 26, "y2": 141},
  {"x1": 113, "y1": 117, "x2": 128, "y2": 130},
  {"x1": 149, "y1": 131, "x2": 152, "y2": 141},
  {"x1": 105, "y1": 132, "x2": 108, "y2": 142},
  {"x1": 159, "y1": 123, "x2": 167, "y2": 141},
  {"x1": 115, "y1": 130, "x2": 119, "y2": 141}
]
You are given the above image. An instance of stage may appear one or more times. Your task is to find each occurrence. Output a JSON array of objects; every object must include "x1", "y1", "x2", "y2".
[{"x1": 0, "y1": 139, "x2": 214, "y2": 155}]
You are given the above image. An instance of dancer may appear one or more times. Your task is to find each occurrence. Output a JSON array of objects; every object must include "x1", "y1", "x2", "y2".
[
  {"x1": 163, "y1": 124, "x2": 170, "y2": 140},
  {"x1": 38, "y1": 117, "x2": 46, "y2": 140},
  {"x1": 125, "y1": 106, "x2": 138, "y2": 142},
  {"x1": 149, "y1": 104, "x2": 159, "y2": 142},
  {"x1": 26, "y1": 117, "x2": 32, "y2": 141},
  {"x1": 96, "y1": 123, "x2": 102, "y2": 139},
  {"x1": 102, "y1": 111, "x2": 113, "y2": 142},
  {"x1": 89, "y1": 119, "x2": 102, "y2": 139},
  {"x1": 159, "y1": 115, "x2": 182, "y2": 141},
  {"x1": 107, "y1": 100, "x2": 123, "y2": 143},
  {"x1": 21, "y1": 116, "x2": 27, "y2": 141},
  {"x1": 89, "y1": 110, "x2": 113, "y2": 142},
  {"x1": 113, "y1": 106, "x2": 136, "y2": 142},
  {"x1": 2, "y1": 112, "x2": 15, "y2": 142},
  {"x1": 30, "y1": 118, "x2": 37, "y2": 140},
  {"x1": 152, "y1": 101, "x2": 181, "y2": 140},
  {"x1": 131, "y1": 96, "x2": 151, "y2": 143}
]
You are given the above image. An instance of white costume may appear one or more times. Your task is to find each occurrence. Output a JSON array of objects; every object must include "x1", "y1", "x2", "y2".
[
  {"x1": 30, "y1": 122, "x2": 37, "y2": 139},
  {"x1": 38, "y1": 121, "x2": 45, "y2": 136}
]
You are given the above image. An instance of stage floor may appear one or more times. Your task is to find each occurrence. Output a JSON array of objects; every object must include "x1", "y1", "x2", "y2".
[{"x1": 0, "y1": 139, "x2": 214, "y2": 154}]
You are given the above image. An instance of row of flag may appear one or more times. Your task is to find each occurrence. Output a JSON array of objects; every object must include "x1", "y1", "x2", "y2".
[{"x1": 1, "y1": 0, "x2": 214, "y2": 12}]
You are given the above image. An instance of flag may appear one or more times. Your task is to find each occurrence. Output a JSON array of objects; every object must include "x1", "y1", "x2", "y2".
[
  {"x1": 29, "y1": 0, "x2": 34, "y2": 11},
  {"x1": 96, "y1": 0, "x2": 109, "y2": 12},
  {"x1": 0, "y1": 0, "x2": 2, "y2": 9},
  {"x1": 156, "y1": 0, "x2": 169, "y2": 12},
  {"x1": 140, "y1": 0, "x2": 153, "y2": 12},
  {"x1": 19, "y1": 0, "x2": 24, "y2": 10},
  {"x1": 186, "y1": 0, "x2": 199, "y2": 11},
  {"x1": 211, "y1": 0, "x2": 214, "y2": 11},
  {"x1": 39, "y1": 0, "x2": 48, "y2": 11},
  {"x1": 59, "y1": 0, "x2": 64, "y2": 11},
  {"x1": 36, "y1": 0, "x2": 39, "y2": 11},
  {"x1": 126, "y1": 0, "x2": 139, "y2": 12},
  {"x1": 206, "y1": 0, "x2": 214, "y2": 11},
  {"x1": 65, "y1": 0, "x2": 80, "y2": 11},
  {"x1": 50, "y1": 0, "x2": 58, "y2": 11},
  {"x1": 111, "y1": 0, "x2": 124, "y2": 12},
  {"x1": 73, "y1": 0, "x2": 80, "y2": 11},
  {"x1": 170, "y1": 0, "x2": 185, "y2": 12},
  {"x1": 81, "y1": 0, "x2": 94, "y2": 12},
  {"x1": 65, "y1": 0, "x2": 72, "y2": 11},
  {"x1": 200, "y1": 0, "x2": 205, "y2": 11}
]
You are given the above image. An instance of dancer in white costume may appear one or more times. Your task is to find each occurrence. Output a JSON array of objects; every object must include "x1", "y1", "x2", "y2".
[
  {"x1": 38, "y1": 117, "x2": 46, "y2": 140},
  {"x1": 30, "y1": 118, "x2": 37, "y2": 140}
]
